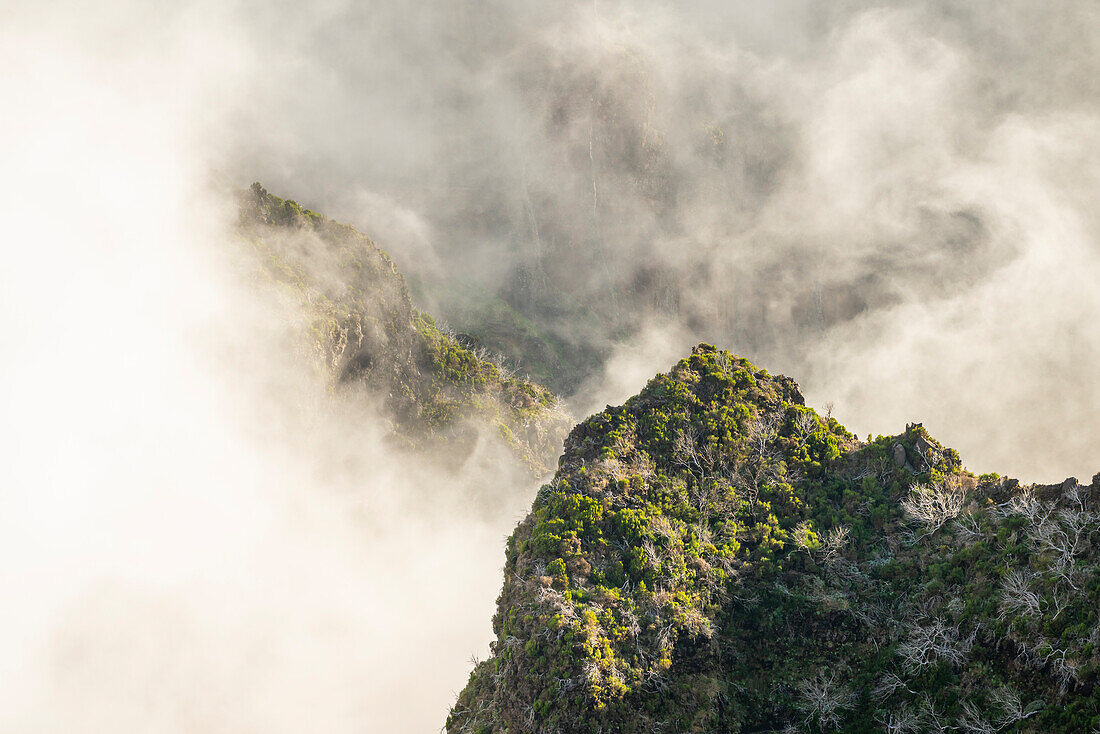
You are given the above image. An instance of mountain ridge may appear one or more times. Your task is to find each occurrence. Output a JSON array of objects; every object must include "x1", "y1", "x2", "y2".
[
  {"x1": 235, "y1": 182, "x2": 571, "y2": 476},
  {"x1": 448, "y1": 344, "x2": 1100, "y2": 733}
]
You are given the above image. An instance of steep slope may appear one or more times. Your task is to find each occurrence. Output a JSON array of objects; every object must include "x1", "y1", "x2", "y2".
[
  {"x1": 448, "y1": 344, "x2": 1100, "y2": 733},
  {"x1": 237, "y1": 183, "x2": 570, "y2": 474}
]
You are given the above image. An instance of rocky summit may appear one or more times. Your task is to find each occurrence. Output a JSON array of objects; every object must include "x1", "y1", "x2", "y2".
[{"x1": 448, "y1": 344, "x2": 1100, "y2": 733}]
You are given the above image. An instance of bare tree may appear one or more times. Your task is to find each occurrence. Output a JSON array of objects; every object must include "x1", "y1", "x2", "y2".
[
  {"x1": 789, "y1": 410, "x2": 819, "y2": 453},
  {"x1": 875, "y1": 704, "x2": 923, "y2": 734},
  {"x1": 492, "y1": 352, "x2": 517, "y2": 380},
  {"x1": 955, "y1": 511, "x2": 984, "y2": 545},
  {"x1": 793, "y1": 520, "x2": 818, "y2": 553},
  {"x1": 673, "y1": 425, "x2": 717, "y2": 479},
  {"x1": 957, "y1": 701, "x2": 996, "y2": 734},
  {"x1": 897, "y1": 618, "x2": 972, "y2": 673},
  {"x1": 1017, "y1": 636, "x2": 1081, "y2": 692},
  {"x1": 956, "y1": 688, "x2": 1041, "y2": 734},
  {"x1": 1027, "y1": 506, "x2": 1098, "y2": 589},
  {"x1": 729, "y1": 412, "x2": 783, "y2": 521},
  {"x1": 918, "y1": 694, "x2": 950, "y2": 734},
  {"x1": 795, "y1": 409, "x2": 819, "y2": 436},
  {"x1": 998, "y1": 569, "x2": 1044, "y2": 620},
  {"x1": 987, "y1": 685, "x2": 1042, "y2": 729},
  {"x1": 820, "y1": 525, "x2": 851, "y2": 566},
  {"x1": 796, "y1": 669, "x2": 855, "y2": 730},
  {"x1": 900, "y1": 480, "x2": 966, "y2": 539},
  {"x1": 872, "y1": 671, "x2": 914, "y2": 702},
  {"x1": 997, "y1": 486, "x2": 1040, "y2": 521}
]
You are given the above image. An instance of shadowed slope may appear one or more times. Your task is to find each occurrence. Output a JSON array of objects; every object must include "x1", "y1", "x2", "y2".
[{"x1": 237, "y1": 183, "x2": 571, "y2": 475}]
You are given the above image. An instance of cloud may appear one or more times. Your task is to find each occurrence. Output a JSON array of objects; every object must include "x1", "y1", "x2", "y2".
[
  {"x1": 211, "y1": 0, "x2": 1099, "y2": 482},
  {"x1": 0, "y1": 3, "x2": 537, "y2": 731}
]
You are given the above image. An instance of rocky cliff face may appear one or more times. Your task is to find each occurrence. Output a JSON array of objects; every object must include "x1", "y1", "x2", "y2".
[
  {"x1": 448, "y1": 344, "x2": 1100, "y2": 733},
  {"x1": 237, "y1": 183, "x2": 571, "y2": 475}
]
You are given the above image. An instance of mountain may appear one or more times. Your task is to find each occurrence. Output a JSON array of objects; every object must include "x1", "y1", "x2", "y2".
[
  {"x1": 236, "y1": 183, "x2": 571, "y2": 475},
  {"x1": 448, "y1": 344, "x2": 1100, "y2": 733}
]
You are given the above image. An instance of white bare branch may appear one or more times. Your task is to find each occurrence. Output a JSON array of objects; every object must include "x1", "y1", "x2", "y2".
[
  {"x1": 901, "y1": 480, "x2": 966, "y2": 538},
  {"x1": 875, "y1": 704, "x2": 923, "y2": 734},
  {"x1": 896, "y1": 619, "x2": 972, "y2": 673},
  {"x1": 821, "y1": 525, "x2": 851, "y2": 566},
  {"x1": 998, "y1": 569, "x2": 1043, "y2": 621},
  {"x1": 988, "y1": 685, "x2": 1042, "y2": 728},
  {"x1": 796, "y1": 669, "x2": 855, "y2": 730}
]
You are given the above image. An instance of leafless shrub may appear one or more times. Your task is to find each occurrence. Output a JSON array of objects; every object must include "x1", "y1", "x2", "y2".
[
  {"x1": 493, "y1": 353, "x2": 517, "y2": 380},
  {"x1": 655, "y1": 621, "x2": 676, "y2": 651},
  {"x1": 674, "y1": 426, "x2": 718, "y2": 479},
  {"x1": 793, "y1": 520, "x2": 817, "y2": 553},
  {"x1": 642, "y1": 538, "x2": 660, "y2": 569},
  {"x1": 1018, "y1": 636, "x2": 1081, "y2": 692},
  {"x1": 820, "y1": 525, "x2": 850, "y2": 565},
  {"x1": 789, "y1": 410, "x2": 819, "y2": 454},
  {"x1": 581, "y1": 658, "x2": 601, "y2": 686},
  {"x1": 987, "y1": 685, "x2": 1042, "y2": 728},
  {"x1": 794, "y1": 409, "x2": 819, "y2": 436},
  {"x1": 523, "y1": 703, "x2": 536, "y2": 729},
  {"x1": 955, "y1": 511, "x2": 984, "y2": 544},
  {"x1": 1027, "y1": 505, "x2": 1098, "y2": 589},
  {"x1": 796, "y1": 669, "x2": 855, "y2": 730},
  {"x1": 436, "y1": 319, "x2": 457, "y2": 340},
  {"x1": 957, "y1": 701, "x2": 995, "y2": 734},
  {"x1": 998, "y1": 569, "x2": 1043, "y2": 620},
  {"x1": 901, "y1": 480, "x2": 966, "y2": 539},
  {"x1": 619, "y1": 607, "x2": 641, "y2": 639},
  {"x1": 918, "y1": 694, "x2": 950, "y2": 733},
  {"x1": 750, "y1": 411, "x2": 783, "y2": 455},
  {"x1": 727, "y1": 413, "x2": 784, "y2": 520},
  {"x1": 897, "y1": 619, "x2": 973, "y2": 673},
  {"x1": 1064, "y1": 482, "x2": 1087, "y2": 512},
  {"x1": 998, "y1": 486, "x2": 1040, "y2": 521},
  {"x1": 535, "y1": 586, "x2": 578, "y2": 624},
  {"x1": 875, "y1": 704, "x2": 923, "y2": 734},
  {"x1": 871, "y1": 671, "x2": 914, "y2": 702},
  {"x1": 679, "y1": 604, "x2": 715, "y2": 639},
  {"x1": 957, "y1": 689, "x2": 1042, "y2": 734},
  {"x1": 1050, "y1": 651, "x2": 1081, "y2": 692}
]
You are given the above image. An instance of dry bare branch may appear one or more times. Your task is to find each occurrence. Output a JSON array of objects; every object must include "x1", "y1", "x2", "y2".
[
  {"x1": 901, "y1": 480, "x2": 966, "y2": 539},
  {"x1": 796, "y1": 669, "x2": 855, "y2": 730}
]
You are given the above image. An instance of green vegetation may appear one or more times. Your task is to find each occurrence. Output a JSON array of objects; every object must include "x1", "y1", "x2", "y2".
[
  {"x1": 406, "y1": 274, "x2": 605, "y2": 394},
  {"x1": 448, "y1": 344, "x2": 1100, "y2": 733},
  {"x1": 237, "y1": 183, "x2": 570, "y2": 474}
]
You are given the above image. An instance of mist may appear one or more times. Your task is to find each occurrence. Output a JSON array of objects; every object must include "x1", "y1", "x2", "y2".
[
  {"x1": 2, "y1": 1, "x2": 1098, "y2": 732},
  {"x1": 1, "y1": 3, "x2": 535, "y2": 731},
  {"x1": 218, "y1": 0, "x2": 1099, "y2": 483}
]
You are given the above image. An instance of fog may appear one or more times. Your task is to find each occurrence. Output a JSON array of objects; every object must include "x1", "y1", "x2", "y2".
[
  {"x1": 2, "y1": 1, "x2": 1098, "y2": 732},
  {"x1": 1, "y1": 3, "x2": 530, "y2": 731},
  {"x1": 220, "y1": 0, "x2": 1099, "y2": 483}
]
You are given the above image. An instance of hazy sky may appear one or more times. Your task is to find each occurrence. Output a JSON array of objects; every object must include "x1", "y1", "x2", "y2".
[{"x1": 1, "y1": 1, "x2": 1098, "y2": 731}]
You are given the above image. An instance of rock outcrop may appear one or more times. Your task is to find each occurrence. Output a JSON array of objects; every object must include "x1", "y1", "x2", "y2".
[{"x1": 449, "y1": 345, "x2": 1100, "y2": 733}]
